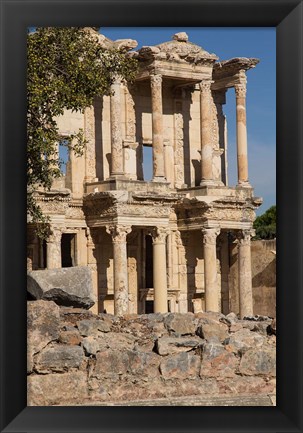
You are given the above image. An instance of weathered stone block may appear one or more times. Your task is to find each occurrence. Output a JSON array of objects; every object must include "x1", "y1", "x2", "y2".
[
  {"x1": 27, "y1": 300, "x2": 60, "y2": 373},
  {"x1": 156, "y1": 336, "x2": 203, "y2": 356},
  {"x1": 224, "y1": 328, "x2": 265, "y2": 354},
  {"x1": 128, "y1": 350, "x2": 160, "y2": 378},
  {"x1": 239, "y1": 347, "x2": 276, "y2": 376},
  {"x1": 200, "y1": 351, "x2": 238, "y2": 378},
  {"x1": 196, "y1": 322, "x2": 228, "y2": 343},
  {"x1": 35, "y1": 345, "x2": 85, "y2": 373},
  {"x1": 59, "y1": 329, "x2": 82, "y2": 345},
  {"x1": 27, "y1": 266, "x2": 96, "y2": 309},
  {"x1": 93, "y1": 350, "x2": 129, "y2": 379},
  {"x1": 27, "y1": 371, "x2": 88, "y2": 406},
  {"x1": 164, "y1": 313, "x2": 196, "y2": 336},
  {"x1": 160, "y1": 352, "x2": 200, "y2": 379}
]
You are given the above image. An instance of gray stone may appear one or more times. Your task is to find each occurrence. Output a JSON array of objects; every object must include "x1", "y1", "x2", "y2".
[
  {"x1": 202, "y1": 341, "x2": 226, "y2": 360},
  {"x1": 239, "y1": 347, "x2": 276, "y2": 376},
  {"x1": 200, "y1": 350, "x2": 238, "y2": 378},
  {"x1": 27, "y1": 300, "x2": 60, "y2": 373},
  {"x1": 35, "y1": 345, "x2": 85, "y2": 373},
  {"x1": 93, "y1": 350, "x2": 129, "y2": 379},
  {"x1": 128, "y1": 350, "x2": 160, "y2": 378},
  {"x1": 164, "y1": 313, "x2": 196, "y2": 336},
  {"x1": 196, "y1": 322, "x2": 229, "y2": 342},
  {"x1": 77, "y1": 319, "x2": 102, "y2": 336},
  {"x1": 27, "y1": 266, "x2": 95, "y2": 309},
  {"x1": 59, "y1": 328, "x2": 82, "y2": 345},
  {"x1": 160, "y1": 352, "x2": 200, "y2": 379},
  {"x1": 173, "y1": 32, "x2": 189, "y2": 42},
  {"x1": 224, "y1": 328, "x2": 265, "y2": 354},
  {"x1": 156, "y1": 336, "x2": 203, "y2": 356},
  {"x1": 82, "y1": 336, "x2": 100, "y2": 356}
]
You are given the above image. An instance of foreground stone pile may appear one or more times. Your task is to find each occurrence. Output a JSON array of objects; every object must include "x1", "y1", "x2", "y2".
[{"x1": 27, "y1": 301, "x2": 276, "y2": 406}]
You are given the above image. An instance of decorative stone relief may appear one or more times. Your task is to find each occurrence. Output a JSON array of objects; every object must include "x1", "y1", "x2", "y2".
[
  {"x1": 84, "y1": 105, "x2": 96, "y2": 181},
  {"x1": 174, "y1": 108, "x2": 185, "y2": 188}
]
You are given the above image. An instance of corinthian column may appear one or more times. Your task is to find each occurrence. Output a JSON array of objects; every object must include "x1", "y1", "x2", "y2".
[
  {"x1": 202, "y1": 227, "x2": 220, "y2": 312},
  {"x1": 46, "y1": 228, "x2": 62, "y2": 269},
  {"x1": 237, "y1": 229, "x2": 254, "y2": 318},
  {"x1": 200, "y1": 80, "x2": 214, "y2": 185},
  {"x1": 235, "y1": 83, "x2": 250, "y2": 186},
  {"x1": 106, "y1": 225, "x2": 132, "y2": 315},
  {"x1": 150, "y1": 73, "x2": 165, "y2": 181},
  {"x1": 150, "y1": 227, "x2": 169, "y2": 313},
  {"x1": 110, "y1": 76, "x2": 124, "y2": 177}
]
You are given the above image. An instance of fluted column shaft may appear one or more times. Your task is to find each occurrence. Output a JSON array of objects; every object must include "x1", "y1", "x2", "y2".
[
  {"x1": 202, "y1": 228, "x2": 220, "y2": 312},
  {"x1": 150, "y1": 74, "x2": 165, "y2": 180},
  {"x1": 46, "y1": 228, "x2": 62, "y2": 269},
  {"x1": 235, "y1": 83, "x2": 249, "y2": 185},
  {"x1": 106, "y1": 225, "x2": 132, "y2": 315},
  {"x1": 237, "y1": 229, "x2": 254, "y2": 318},
  {"x1": 200, "y1": 80, "x2": 214, "y2": 185},
  {"x1": 150, "y1": 227, "x2": 169, "y2": 313},
  {"x1": 110, "y1": 76, "x2": 124, "y2": 176}
]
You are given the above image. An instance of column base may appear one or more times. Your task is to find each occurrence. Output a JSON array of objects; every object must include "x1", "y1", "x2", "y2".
[
  {"x1": 200, "y1": 179, "x2": 223, "y2": 187},
  {"x1": 237, "y1": 181, "x2": 252, "y2": 188}
]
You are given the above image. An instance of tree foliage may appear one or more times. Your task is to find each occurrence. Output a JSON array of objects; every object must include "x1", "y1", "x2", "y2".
[
  {"x1": 27, "y1": 27, "x2": 137, "y2": 234},
  {"x1": 253, "y1": 205, "x2": 276, "y2": 239}
]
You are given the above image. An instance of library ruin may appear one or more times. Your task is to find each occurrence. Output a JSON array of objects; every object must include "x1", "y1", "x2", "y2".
[{"x1": 27, "y1": 30, "x2": 264, "y2": 318}]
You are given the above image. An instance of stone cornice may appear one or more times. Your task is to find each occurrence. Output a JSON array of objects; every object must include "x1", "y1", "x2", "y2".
[{"x1": 213, "y1": 57, "x2": 259, "y2": 81}]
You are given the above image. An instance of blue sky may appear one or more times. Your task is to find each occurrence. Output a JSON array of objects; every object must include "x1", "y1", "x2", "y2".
[{"x1": 102, "y1": 27, "x2": 276, "y2": 216}]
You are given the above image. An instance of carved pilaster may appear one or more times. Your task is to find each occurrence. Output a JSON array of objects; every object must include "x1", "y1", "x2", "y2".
[
  {"x1": 84, "y1": 105, "x2": 96, "y2": 182},
  {"x1": 110, "y1": 75, "x2": 124, "y2": 177},
  {"x1": 200, "y1": 80, "x2": 214, "y2": 185}
]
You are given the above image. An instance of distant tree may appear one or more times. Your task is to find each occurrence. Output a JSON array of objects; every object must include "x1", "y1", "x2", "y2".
[
  {"x1": 253, "y1": 205, "x2": 276, "y2": 239},
  {"x1": 27, "y1": 27, "x2": 137, "y2": 236}
]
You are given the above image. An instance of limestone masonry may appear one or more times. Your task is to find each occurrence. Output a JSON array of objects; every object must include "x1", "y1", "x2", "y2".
[
  {"x1": 27, "y1": 301, "x2": 276, "y2": 406},
  {"x1": 27, "y1": 29, "x2": 274, "y2": 318}
]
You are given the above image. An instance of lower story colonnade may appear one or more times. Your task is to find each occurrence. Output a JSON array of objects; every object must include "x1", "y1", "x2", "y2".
[{"x1": 29, "y1": 223, "x2": 255, "y2": 319}]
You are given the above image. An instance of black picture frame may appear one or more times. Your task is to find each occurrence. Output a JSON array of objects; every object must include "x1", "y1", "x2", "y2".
[{"x1": 0, "y1": 0, "x2": 302, "y2": 432}]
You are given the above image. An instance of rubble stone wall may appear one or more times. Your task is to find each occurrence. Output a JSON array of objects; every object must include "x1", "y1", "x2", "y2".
[{"x1": 27, "y1": 300, "x2": 276, "y2": 406}]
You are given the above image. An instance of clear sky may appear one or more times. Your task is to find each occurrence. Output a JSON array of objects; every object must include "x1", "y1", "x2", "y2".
[{"x1": 102, "y1": 27, "x2": 276, "y2": 216}]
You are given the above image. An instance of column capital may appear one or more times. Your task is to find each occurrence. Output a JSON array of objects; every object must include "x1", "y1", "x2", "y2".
[
  {"x1": 106, "y1": 224, "x2": 132, "y2": 243},
  {"x1": 202, "y1": 227, "x2": 220, "y2": 245},
  {"x1": 235, "y1": 83, "x2": 247, "y2": 98},
  {"x1": 47, "y1": 227, "x2": 62, "y2": 244},
  {"x1": 149, "y1": 226, "x2": 170, "y2": 244},
  {"x1": 150, "y1": 73, "x2": 162, "y2": 87},
  {"x1": 199, "y1": 79, "x2": 213, "y2": 94},
  {"x1": 236, "y1": 229, "x2": 255, "y2": 246}
]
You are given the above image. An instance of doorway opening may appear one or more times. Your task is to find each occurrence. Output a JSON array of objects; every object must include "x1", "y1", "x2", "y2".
[{"x1": 61, "y1": 233, "x2": 76, "y2": 267}]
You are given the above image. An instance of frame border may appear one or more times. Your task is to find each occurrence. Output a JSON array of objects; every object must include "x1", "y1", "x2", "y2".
[{"x1": 0, "y1": 0, "x2": 302, "y2": 432}]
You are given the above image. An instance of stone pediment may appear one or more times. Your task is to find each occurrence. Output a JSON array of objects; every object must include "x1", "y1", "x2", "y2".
[{"x1": 136, "y1": 32, "x2": 218, "y2": 65}]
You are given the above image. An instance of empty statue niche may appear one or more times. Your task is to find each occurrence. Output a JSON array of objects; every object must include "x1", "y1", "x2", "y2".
[{"x1": 61, "y1": 233, "x2": 76, "y2": 267}]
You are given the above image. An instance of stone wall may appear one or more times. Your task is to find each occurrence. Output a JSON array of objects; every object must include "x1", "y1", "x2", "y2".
[{"x1": 27, "y1": 300, "x2": 276, "y2": 406}]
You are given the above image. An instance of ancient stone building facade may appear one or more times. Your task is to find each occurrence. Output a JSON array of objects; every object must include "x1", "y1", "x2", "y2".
[{"x1": 27, "y1": 30, "x2": 263, "y2": 318}]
